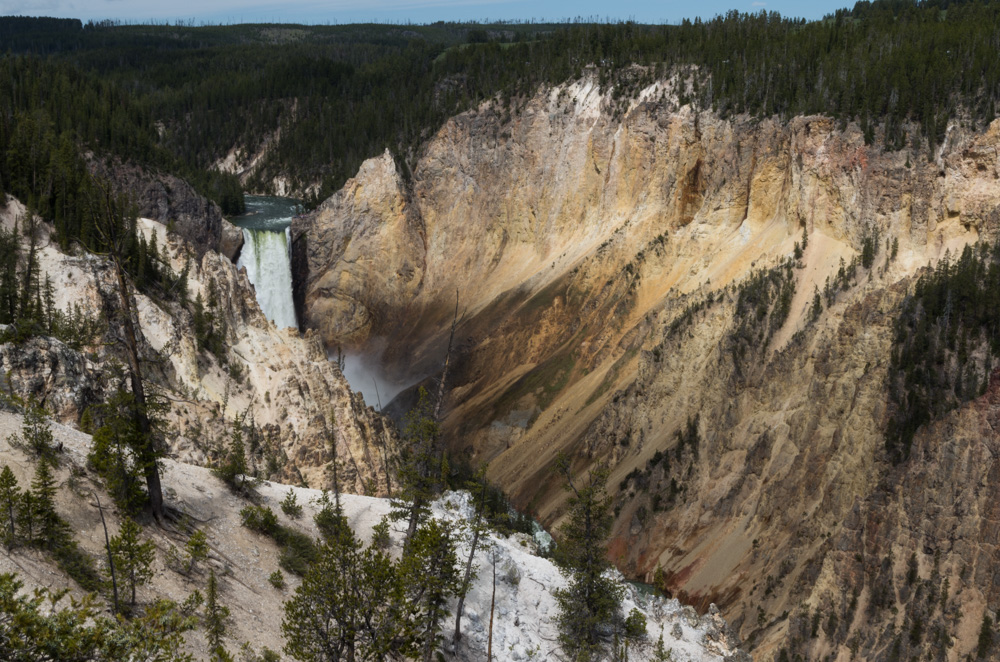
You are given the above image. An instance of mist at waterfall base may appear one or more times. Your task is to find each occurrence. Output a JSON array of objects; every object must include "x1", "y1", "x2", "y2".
[
  {"x1": 335, "y1": 347, "x2": 422, "y2": 411},
  {"x1": 233, "y1": 199, "x2": 567, "y2": 563},
  {"x1": 234, "y1": 196, "x2": 299, "y2": 330}
]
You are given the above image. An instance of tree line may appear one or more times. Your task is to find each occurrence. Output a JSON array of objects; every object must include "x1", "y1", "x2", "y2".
[
  {"x1": 4, "y1": 1, "x2": 1000, "y2": 209},
  {"x1": 0, "y1": 54, "x2": 245, "y2": 223}
]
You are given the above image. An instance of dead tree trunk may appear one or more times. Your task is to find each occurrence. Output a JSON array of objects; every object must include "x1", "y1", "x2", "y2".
[
  {"x1": 95, "y1": 493, "x2": 119, "y2": 613},
  {"x1": 454, "y1": 473, "x2": 488, "y2": 643}
]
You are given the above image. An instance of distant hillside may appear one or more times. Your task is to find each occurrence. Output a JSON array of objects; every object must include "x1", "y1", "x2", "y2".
[{"x1": 3, "y1": 1, "x2": 999, "y2": 204}]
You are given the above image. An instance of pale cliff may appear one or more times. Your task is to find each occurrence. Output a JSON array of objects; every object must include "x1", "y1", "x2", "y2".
[
  {"x1": 292, "y1": 72, "x2": 1000, "y2": 660},
  {"x1": 0, "y1": 194, "x2": 394, "y2": 497}
]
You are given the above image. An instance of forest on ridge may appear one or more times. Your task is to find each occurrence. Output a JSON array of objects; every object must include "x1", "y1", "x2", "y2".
[{"x1": 2, "y1": 0, "x2": 999, "y2": 213}]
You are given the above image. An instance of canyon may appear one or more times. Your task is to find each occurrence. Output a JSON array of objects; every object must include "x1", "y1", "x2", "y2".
[
  {"x1": 0, "y1": 184, "x2": 742, "y2": 661},
  {"x1": 6, "y1": 11, "x2": 1000, "y2": 661},
  {"x1": 292, "y1": 72, "x2": 1000, "y2": 660}
]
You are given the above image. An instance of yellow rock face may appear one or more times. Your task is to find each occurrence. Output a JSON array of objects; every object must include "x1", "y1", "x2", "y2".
[{"x1": 294, "y1": 73, "x2": 1000, "y2": 658}]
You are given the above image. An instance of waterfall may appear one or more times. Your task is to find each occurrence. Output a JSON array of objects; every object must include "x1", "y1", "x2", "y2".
[{"x1": 236, "y1": 226, "x2": 298, "y2": 329}]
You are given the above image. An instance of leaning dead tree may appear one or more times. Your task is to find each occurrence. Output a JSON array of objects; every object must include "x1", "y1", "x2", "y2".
[
  {"x1": 432, "y1": 290, "x2": 464, "y2": 473},
  {"x1": 433, "y1": 290, "x2": 462, "y2": 425}
]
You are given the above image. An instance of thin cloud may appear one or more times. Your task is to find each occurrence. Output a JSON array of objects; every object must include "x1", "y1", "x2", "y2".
[
  {"x1": 0, "y1": 0, "x2": 848, "y2": 27},
  {"x1": 1, "y1": 0, "x2": 521, "y2": 20},
  {"x1": 1, "y1": 0, "x2": 69, "y2": 13}
]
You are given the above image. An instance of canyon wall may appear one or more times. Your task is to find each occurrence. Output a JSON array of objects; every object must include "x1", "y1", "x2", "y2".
[
  {"x1": 293, "y1": 72, "x2": 1000, "y2": 660},
  {"x1": 87, "y1": 155, "x2": 244, "y2": 260}
]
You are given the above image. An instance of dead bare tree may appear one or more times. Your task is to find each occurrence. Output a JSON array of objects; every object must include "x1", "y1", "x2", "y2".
[
  {"x1": 94, "y1": 493, "x2": 119, "y2": 613},
  {"x1": 453, "y1": 466, "x2": 490, "y2": 643},
  {"x1": 372, "y1": 378, "x2": 393, "y2": 497},
  {"x1": 431, "y1": 290, "x2": 464, "y2": 479},
  {"x1": 488, "y1": 549, "x2": 497, "y2": 662},
  {"x1": 432, "y1": 290, "x2": 462, "y2": 424}
]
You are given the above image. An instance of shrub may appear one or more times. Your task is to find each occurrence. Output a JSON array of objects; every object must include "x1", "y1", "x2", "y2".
[
  {"x1": 276, "y1": 528, "x2": 318, "y2": 577},
  {"x1": 241, "y1": 505, "x2": 317, "y2": 577},
  {"x1": 184, "y1": 529, "x2": 209, "y2": 573},
  {"x1": 624, "y1": 608, "x2": 647, "y2": 639},
  {"x1": 241, "y1": 505, "x2": 279, "y2": 535},
  {"x1": 280, "y1": 489, "x2": 302, "y2": 519},
  {"x1": 52, "y1": 538, "x2": 103, "y2": 593},
  {"x1": 372, "y1": 517, "x2": 391, "y2": 550}
]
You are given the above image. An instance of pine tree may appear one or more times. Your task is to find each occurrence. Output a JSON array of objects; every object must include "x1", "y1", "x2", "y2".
[
  {"x1": 20, "y1": 396, "x2": 54, "y2": 460},
  {"x1": 978, "y1": 613, "x2": 993, "y2": 659},
  {"x1": 109, "y1": 517, "x2": 155, "y2": 609},
  {"x1": 399, "y1": 519, "x2": 460, "y2": 662},
  {"x1": 391, "y1": 388, "x2": 442, "y2": 546},
  {"x1": 42, "y1": 272, "x2": 55, "y2": 333},
  {"x1": 177, "y1": 258, "x2": 190, "y2": 306},
  {"x1": 193, "y1": 292, "x2": 208, "y2": 350},
  {"x1": 280, "y1": 489, "x2": 302, "y2": 519},
  {"x1": 17, "y1": 490, "x2": 36, "y2": 544},
  {"x1": 810, "y1": 286, "x2": 823, "y2": 322},
  {"x1": 0, "y1": 571, "x2": 196, "y2": 661},
  {"x1": 89, "y1": 387, "x2": 148, "y2": 516},
  {"x1": 213, "y1": 412, "x2": 250, "y2": 493},
  {"x1": 0, "y1": 225, "x2": 19, "y2": 324},
  {"x1": 284, "y1": 509, "x2": 363, "y2": 661},
  {"x1": 205, "y1": 569, "x2": 232, "y2": 661},
  {"x1": 283, "y1": 508, "x2": 403, "y2": 662},
  {"x1": 185, "y1": 529, "x2": 209, "y2": 574},
  {"x1": 17, "y1": 213, "x2": 40, "y2": 331},
  {"x1": 323, "y1": 409, "x2": 343, "y2": 509},
  {"x1": 553, "y1": 456, "x2": 624, "y2": 661},
  {"x1": 0, "y1": 466, "x2": 20, "y2": 547},
  {"x1": 148, "y1": 232, "x2": 161, "y2": 285},
  {"x1": 31, "y1": 456, "x2": 67, "y2": 547},
  {"x1": 135, "y1": 234, "x2": 149, "y2": 291},
  {"x1": 653, "y1": 627, "x2": 672, "y2": 661}
]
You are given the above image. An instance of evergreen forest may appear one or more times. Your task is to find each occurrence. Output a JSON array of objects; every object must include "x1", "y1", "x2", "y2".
[{"x1": 2, "y1": 0, "x2": 1000, "y2": 212}]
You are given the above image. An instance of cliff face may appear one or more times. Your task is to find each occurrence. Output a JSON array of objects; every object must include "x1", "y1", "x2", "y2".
[
  {"x1": 293, "y1": 77, "x2": 997, "y2": 370},
  {"x1": 293, "y1": 73, "x2": 1000, "y2": 659}
]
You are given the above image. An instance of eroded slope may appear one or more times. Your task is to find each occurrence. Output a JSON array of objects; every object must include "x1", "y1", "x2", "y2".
[{"x1": 293, "y1": 73, "x2": 1000, "y2": 659}]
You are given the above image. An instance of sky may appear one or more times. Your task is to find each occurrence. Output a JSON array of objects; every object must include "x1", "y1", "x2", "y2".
[{"x1": 0, "y1": 0, "x2": 855, "y2": 25}]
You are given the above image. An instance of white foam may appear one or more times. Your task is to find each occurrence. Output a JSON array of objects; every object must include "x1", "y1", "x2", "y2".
[{"x1": 237, "y1": 226, "x2": 298, "y2": 329}]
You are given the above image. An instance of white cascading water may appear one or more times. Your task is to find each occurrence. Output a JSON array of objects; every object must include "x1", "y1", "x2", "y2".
[{"x1": 236, "y1": 226, "x2": 298, "y2": 329}]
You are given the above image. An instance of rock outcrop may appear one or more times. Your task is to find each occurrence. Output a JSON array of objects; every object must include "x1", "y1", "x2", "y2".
[
  {"x1": 0, "y1": 335, "x2": 103, "y2": 420},
  {"x1": 293, "y1": 72, "x2": 1000, "y2": 659}
]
